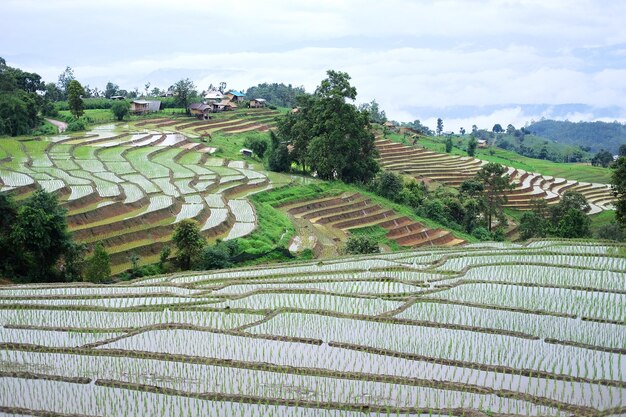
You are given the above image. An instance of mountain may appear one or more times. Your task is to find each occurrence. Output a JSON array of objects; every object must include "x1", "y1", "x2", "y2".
[{"x1": 527, "y1": 120, "x2": 626, "y2": 154}]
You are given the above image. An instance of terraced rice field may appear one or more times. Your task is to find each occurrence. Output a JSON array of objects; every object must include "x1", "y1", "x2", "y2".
[
  {"x1": 1, "y1": 240, "x2": 624, "y2": 416},
  {"x1": 376, "y1": 139, "x2": 616, "y2": 214},
  {"x1": 282, "y1": 192, "x2": 465, "y2": 249},
  {"x1": 0, "y1": 121, "x2": 275, "y2": 272}
]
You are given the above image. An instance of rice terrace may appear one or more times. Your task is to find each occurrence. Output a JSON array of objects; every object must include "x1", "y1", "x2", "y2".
[{"x1": 3, "y1": 1, "x2": 626, "y2": 416}]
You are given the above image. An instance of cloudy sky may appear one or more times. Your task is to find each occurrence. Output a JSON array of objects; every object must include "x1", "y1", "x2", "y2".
[{"x1": 3, "y1": 0, "x2": 626, "y2": 131}]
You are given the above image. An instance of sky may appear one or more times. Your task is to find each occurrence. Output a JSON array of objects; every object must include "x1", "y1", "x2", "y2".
[{"x1": 3, "y1": 0, "x2": 626, "y2": 132}]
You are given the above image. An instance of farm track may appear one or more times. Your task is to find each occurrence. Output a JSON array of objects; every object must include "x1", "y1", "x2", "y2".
[
  {"x1": 0, "y1": 240, "x2": 625, "y2": 415},
  {"x1": 375, "y1": 139, "x2": 616, "y2": 214},
  {"x1": 0, "y1": 120, "x2": 271, "y2": 272}
]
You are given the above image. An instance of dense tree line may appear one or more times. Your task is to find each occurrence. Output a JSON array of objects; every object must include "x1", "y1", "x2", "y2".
[
  {"x1": 367, "y1": 163, "x2": 514, "y2": 240},
  {"x1": 527, "y1": 119, "x2": 626, "y2": 154},
  {"x1": 518, "y1": 192, "x2": 592, "y2": 239},
  {"x1": 268, "y1": 70, "x2": 379, "y2": 184},
  {"x1": 245, "y1": 83, "x2": 306, "y2": 108}
]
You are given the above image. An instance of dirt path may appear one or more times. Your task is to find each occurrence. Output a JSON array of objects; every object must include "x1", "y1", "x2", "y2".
[{"x1": 46, "y1": 118, "x2": 68, "y2": 133}]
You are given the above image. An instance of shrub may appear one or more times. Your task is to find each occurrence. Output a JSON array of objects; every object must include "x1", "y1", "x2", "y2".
[
  {"x1": 472, "y1": 227, "x2": 491, "y2": 241},
  {"x1": 244, "y1": 137, "x2": 269, "y2": 158},
  {"x1": 84, "y1": 243, "x2": 111, "y2": 283},
  {"x1": 66, "y1": 119, "x2": 87, "y2": 132},
  {"x1": 343, "y1": 235, "x2": 380, "y2": 255}
]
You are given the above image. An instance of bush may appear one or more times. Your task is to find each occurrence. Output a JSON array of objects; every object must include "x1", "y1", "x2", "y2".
[
  {"x1": 84, "y1": 243, "x2": 111, "y2": 283},
  {"x1": 30, "y1": 123, "x2": 58, "y2": 136},
  {"x1": 343, "y1": 235, "x2": 380, "y2": 255},
  {"x1": 199, "y1": 240, "x2": 239, "y2": 270},
  {"x1": 595, "y1": 222, "x2": 625, "y2": 242},
  {"x1": 472, "y1": 227, "x2": 491, "y2": 241},
  {"x1": 66, "y1": 119, "x2": 87, "y2": 132}
]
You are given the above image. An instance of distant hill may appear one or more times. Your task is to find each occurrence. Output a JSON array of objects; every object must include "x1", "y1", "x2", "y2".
[{"x1": 527, "y1": 120, "x2": 626, "y2": 154}]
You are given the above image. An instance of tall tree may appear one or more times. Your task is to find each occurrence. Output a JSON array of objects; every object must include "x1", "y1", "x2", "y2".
[
  {"x1": 67, "y1": 80, "x2": 85, "y2": 118},
  {"x1": 492, "y1": 124, "x2": 503, "y2": 133},
  {"x1": 436, "y1": 118, "x2": 443, "y2": 136},
  {"x1": 274, "y1": 70, "x2": 379, "y2": 183},
  {"x1": 111, "y1": 100, "x2": 130, "y2": 121},
  {"x1": 474, "y1": 163, "x2": 514, "y2": 230},
  {"x1": 104, "y1": 81, "x2": 120, "y2": 98},
  {"x1": 358, "y1": 99, "x2": 387, "y2": 124},
  {"x1": 172, "y1": 219, "x2": 205, "y2": 270},
  {"x1": 172, "y1": 78, "x2": 197, "y2": 115},
  {"x1": 56, "y1": 66, "x2": 75, "y2": 100},
  {"x1": 467, "y1": 136, "x2": 477, "y2": 157},
  {"x1": 612, "y1": 156, "x2": 626, "y2": 230}
]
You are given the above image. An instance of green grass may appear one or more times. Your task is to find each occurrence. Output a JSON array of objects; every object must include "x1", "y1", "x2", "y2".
[
  {"x1": 384, "y1": 131, "x2": 613, "y2": 184},
  {"x1": 349, "y1": 225, "x2": 404, "y2": 251}
]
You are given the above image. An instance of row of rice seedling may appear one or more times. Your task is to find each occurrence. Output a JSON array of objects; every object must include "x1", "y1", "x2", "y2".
[
  {"x1": 209, "y1": 293, "x2": 403, "y2": 316},
  {"x1": 396, "y1": 302, "x2": 625, "y2": 350},
  {"x1": 0, "y1": 377, "x2": 474, "y2": 417},
  {"x1": 0, "y1": 284, "x2": 204, "y2": 298},
  {"x1": 0, "y1": 351, "x2": 562, "y2": 415},
  {"x1": 246, "y1": 314, "x2": 625, "y2": 381},
  {"x1": 212, "y1": 280, "x2": 422, "y2": 296},
  {"x1": 424, "y1": 283, "x2": 626, "y2": 322},
  {"x1": 435, "y1": 253, "x2": 626, "y2": 272},
  {"x1": 0, "y1": 295, "x2": 210, "y2": 309},
  {"x1": 0, "y1": 327, "x2": 122, "y2": 347},
  {"x1": 462, "y1": 264, "x2": 626, "y2": 292},
  {"x1": 0, "y1": 308, "x2": 262, "y2": 330}
]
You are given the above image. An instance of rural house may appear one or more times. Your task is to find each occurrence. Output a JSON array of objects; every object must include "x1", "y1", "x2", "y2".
[
  {"x1": 224, "y1": 90, "x2": 246, "y2": 102},
  {"x1": 188, "y1": 103, "x2": 212, "y2": 120},
  {"x1": 249, "y1": 98, "x2": 267, "y2": 108},
  {"x1": 131, "y1": 100, "x2": 161, "y2": 114},
  {"x1": 204, "y1": 89, "x2": 223, "y2": 101}
]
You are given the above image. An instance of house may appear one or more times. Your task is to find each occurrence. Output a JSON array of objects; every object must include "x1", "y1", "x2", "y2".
[
  {"x1": 477, "y1": 139, "x2": 488, "y2": 148},
  {"x1": 188, "y1": 103, "x2": 212, "y2": 120},
  {"x1": 249, "y1": 98, "x2": 267, "y2": 108},
  {"x1": 131, "y1": 100, "x2": 161, "y2": 114},
  {"x1": 110, "y1": 95, "x2": 125, "y2": 100},
  {"x1": 224, "y1": 90, "x2": 246, "y2": 103},
  {"x1": 240, "y1": 148, "x2": 254, "y2": 157},
  {"x1": 204, "y1": 89, "x2": 223, "y2": 101}
]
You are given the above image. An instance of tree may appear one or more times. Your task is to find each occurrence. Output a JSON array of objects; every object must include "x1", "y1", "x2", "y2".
[
  {"x1": 519, "y1": 211, "x2": 548, "y2": 240},
  {"x1": 459, "y1": 127, "x2": 466, "y2": 136},
  {"x1": 144, "y1": 82, "x2": 151, "y2": 97},
  {"x1": 492, "y1": 124, "x2": 503, "y2": 133},
  {"x1": 10, "y1": 190, "x2": 72, "y2": 281},
  {"x1": 0, "y1": 59, "x2": 44, "y2": 135},
  {"x1": 267, "y1": 131, "x2": 291, "y2": 172},
  {"x1": 172, "y1": 219, "x2": 205, "y2": 270},
  {"x1": 84, "y1": 243, "x2": 111, "y2": 282},
  {"x1": 612, "y1": 156, "x2": 626, "y2": 230},
  {"x1": 172, "y1": 78, "x2": 197, "y2": 115},
  {"x1": 474, "y1": 163, "x2": 514, "y2": 230},
  {"x1": 104, "y1": 81, "x2": 120, "y2": 99},
  {"x1": 57, "y1": 66, "x2": 74, "y2": 99},
  {"x1": 111, "y1": 100, "x2": 130, "y2": 121},
  {"x1": 436, "y1": 118, "x2": 443, "y2": 136},
  {"x1": 200, "y1": 240, "x2": 238, "y2": 270},
  {"x1": 467, "y1": 137, "x2": 477, "y2": 157},
  {"x1": 555, "y1": 208, "x2": 591, "y2": 238},
  {"x1": 619, "y1": 144, "x2": 626, "y2": 157},
  {"x1": 274, "y1": 70, "x2": 379, "y2": 183},
  {"x1": 67, "y1": 80, "x2": 85, "y2": 118},
  {"x1": 591, "y1": 149, "x2": 614, "y2": 168},
  {"x1": 506, "y1": 124, "x2": 516, "y2": 135},
  {"x1": 243, "y1": 137, "x2": 269, "y2": 158},
  {"x1": 343, "y1": 235, "x2": 379, "y2": 255},
  {"x1": 61, "y1": 241, "x2": 87, "y2": 282},
  {"x1": 358, "y1": 99, "x2": 387, "y2": 124},
  {"x1": 369, "y1": 172, "x2": 404, "y2": 202},
  {"x1": 445, "y1": 136, "x2": 453, "y2": 153}
]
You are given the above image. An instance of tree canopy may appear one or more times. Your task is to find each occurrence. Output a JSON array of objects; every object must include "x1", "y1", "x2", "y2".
[
  {"x1": 67, "y1": 80, "x2": 85, "y2": 118},
  {"x1": 270, "y1": 70, "x2": 379, "y2": 183},
  {"x1": 612, "y1": 156, "x2": 626, "y2": 230},
  {"x1": 245, "y1": 83, "x2": 306, "y2": 108},
  {"x1": 172, "y1": 219, "x2": 205, "y2": 270},
  {"x1": 474, "y1": 163, "x2": 514, "y2": 230}
]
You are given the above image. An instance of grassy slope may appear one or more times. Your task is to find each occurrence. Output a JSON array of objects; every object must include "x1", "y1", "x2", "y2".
[
  {"x1": 240, "y1": 182, "x2": 477, "y2": 261},
  {"x1": 385, "y1": 131, "x2": 613, "y2": 184}
]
